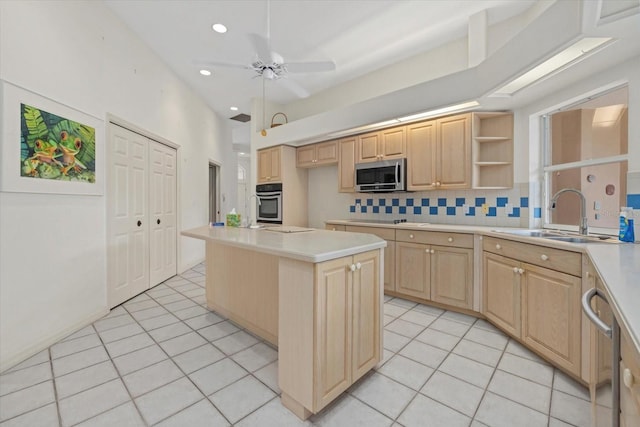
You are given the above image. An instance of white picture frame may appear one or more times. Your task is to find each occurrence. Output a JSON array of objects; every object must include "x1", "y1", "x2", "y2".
[{"x1": 0, "y1": 80, "x2": 104, "y2": 195}]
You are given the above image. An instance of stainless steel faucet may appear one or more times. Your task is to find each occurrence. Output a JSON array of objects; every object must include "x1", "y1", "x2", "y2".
[
  {"x1": 247, "y1": 194, "x2": 261, "y2": 228},
  {"x1": 550, "y1": 188, "x2": 588, "y2": 235}
]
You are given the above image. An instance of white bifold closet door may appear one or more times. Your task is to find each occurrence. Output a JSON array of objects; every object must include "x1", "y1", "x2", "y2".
[{"x1": 107, "y1": 123, "x2": 177, "y2": 308}]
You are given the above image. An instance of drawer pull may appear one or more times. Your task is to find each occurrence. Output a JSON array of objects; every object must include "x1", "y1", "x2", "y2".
[
  {"x1": 624, "y1": 368, "x2": 635, "y2": 389},
  {"x1": 448, "y1": 237, "x2": 453, "y2": 242},
  {"x1": 496, "y1": 244, "x2": 502, "y2": 250},
  {"x1": 541, "y1": 254, "x2": 549, "y2": 261},
  {"x1": 409, "y1": 234, "x2": 414, "y2": 239}
]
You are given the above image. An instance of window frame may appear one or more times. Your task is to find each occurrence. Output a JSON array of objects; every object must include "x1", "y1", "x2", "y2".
[{"x1": 541, "y1": 87, "x2": 628, "y2": 235}]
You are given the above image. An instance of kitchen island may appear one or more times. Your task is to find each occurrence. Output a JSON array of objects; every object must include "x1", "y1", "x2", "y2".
[{"x1": 181, "y1": 225, "x2": 386, "y2": 419}]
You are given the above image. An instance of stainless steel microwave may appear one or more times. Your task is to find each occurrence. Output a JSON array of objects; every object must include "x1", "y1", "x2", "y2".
[{"x1": 355, "y1": 159, "x2": 406, "y2": 193}]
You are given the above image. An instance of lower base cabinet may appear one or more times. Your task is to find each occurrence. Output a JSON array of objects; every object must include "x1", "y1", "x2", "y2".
[
  {"x1": 315, "y1": 251, "x2": 380, "y2": 409},
  {"x1": 483, "y1": 243, "x2": 582, "y2": 377},
  {"x1": 279, "y1": 249, "x2": 381, "y2": 418}
]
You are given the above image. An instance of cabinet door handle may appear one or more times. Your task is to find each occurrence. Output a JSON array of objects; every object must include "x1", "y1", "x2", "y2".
[
  {"x1": 624, "y1": 368, "x2": 635, "y2": 389},
  {"x1": 436, "y1": 181, "x2": 441, "y2": 187},
  {"x1": 541, "y1": 254, "x2": 549, "y2": 261},
  {"x1": 496, "y1": 244, "x2": 501, "y2": 250},
  {"x1": 518, "y1": 268, "x2": 524, "y2": 275},
  {"x1": 350, "y1": 264, "x2": 356, "y2": 272},
  {"x1": 430, "y1": 249, "x2": 435, "y2": 254},
  {"x1": 448, "y1": 237, "x2": 453, "y2": 242},
  {"x1": 137, "y1": 220, "x2": 142, "y2": 227},
  {"x1": 356, "y1": 262, "x2": 362, "y2": 270},
  {"x1": 409, "y1": 234, "x2": 414, "y2": 239},
  {"x1": 425, "y1": 249, "x2": 430, "y2": 253},
  {"x1": 513, "y1": 267, "x2": 519, "y2": 273},
  {"x1": 157, "y1": 219, "x2": 161, "y2": 225}
]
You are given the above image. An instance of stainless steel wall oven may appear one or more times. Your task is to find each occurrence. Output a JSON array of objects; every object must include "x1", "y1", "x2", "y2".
[{"x1": 256, "y1": 183, "x2": 282, "y2": 224}]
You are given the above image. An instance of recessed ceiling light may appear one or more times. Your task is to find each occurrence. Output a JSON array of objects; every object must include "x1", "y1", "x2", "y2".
[
  {"x1": 212, "y1": 23, "x2": 227, "y2": 33},
  {"x1": 230, "y1": 106, "x2": 238, "y2": 111},
  {"x1": 199, "y1": 69, "x2": 211, "y2": 76}
]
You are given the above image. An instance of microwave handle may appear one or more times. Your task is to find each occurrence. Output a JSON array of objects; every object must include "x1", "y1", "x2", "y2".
[{"x1": 395, "y1": 162, "x2": 399, "y2": 184}]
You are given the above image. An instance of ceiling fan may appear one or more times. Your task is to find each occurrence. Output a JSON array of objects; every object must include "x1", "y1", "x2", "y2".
[{"x1": 196, "y1": 3, "x2": 335, "y2": 98}]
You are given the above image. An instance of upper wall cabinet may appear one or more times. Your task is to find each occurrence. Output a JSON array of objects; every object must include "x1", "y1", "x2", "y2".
[
  {"x1": 472, "y1": 112, "x2": 514, "y2": 189},
  {"x1": 407, "y1": 113, "x2": 471, "y2": 190},
  {"x1": 257, "y1": 145, "x2": 282, "y2": 183},
  {"x1": 338, "y1": 136, "x2": 357, "y2": 193},
  {"x1": 357, "y1": 127, "x2": 406, "y2": 163},
  {"x1": 296, "y1": 140, "x2": 338, "y2": 168}
]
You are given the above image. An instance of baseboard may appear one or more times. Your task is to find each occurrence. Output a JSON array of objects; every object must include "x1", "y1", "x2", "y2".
[{"x1": 0, "y1": 307, "x2": 109, "y2": 373}]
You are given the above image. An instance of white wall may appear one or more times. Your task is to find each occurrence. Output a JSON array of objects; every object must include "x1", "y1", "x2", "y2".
[{"x1": 0, "y1": 1, "x2": 237, "y2": 370}]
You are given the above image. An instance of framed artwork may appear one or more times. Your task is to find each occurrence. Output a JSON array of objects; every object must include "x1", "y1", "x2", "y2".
[{"x1": 0, "y1": 81, "x2": 104, "y2": 195}]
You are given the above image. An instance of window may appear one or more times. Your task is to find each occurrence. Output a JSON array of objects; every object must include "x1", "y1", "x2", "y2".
[{"x1": 543, "y1": 86, "x2": 628, "y2": 234}]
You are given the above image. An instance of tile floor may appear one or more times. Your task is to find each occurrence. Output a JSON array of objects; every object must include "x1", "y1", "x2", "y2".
[{"x1": 0, "y1": 263, "x2": 595, "y2": 427}]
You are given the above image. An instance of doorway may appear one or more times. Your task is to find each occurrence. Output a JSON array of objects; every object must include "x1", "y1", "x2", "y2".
[{"x1": 209, "y1": 162, "x2": 220, "y2": 223}]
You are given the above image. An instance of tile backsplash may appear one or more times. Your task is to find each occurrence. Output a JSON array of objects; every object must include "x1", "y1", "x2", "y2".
[{"x1": 347, "y1": 183, "x2": 537, "y2": 228}]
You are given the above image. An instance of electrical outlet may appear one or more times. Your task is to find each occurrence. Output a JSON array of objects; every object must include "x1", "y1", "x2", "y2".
[
  {"x1": 481, "y1": 204, "x2": 489, "y2": 214},
  {"x1": 594, "y1": 201, "x2": 601, "y2": 210}
]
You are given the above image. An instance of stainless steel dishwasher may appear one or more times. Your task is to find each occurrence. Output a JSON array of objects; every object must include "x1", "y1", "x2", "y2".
[{"x1": 582, "y1": 275, "x2": 620, "y2": 427}]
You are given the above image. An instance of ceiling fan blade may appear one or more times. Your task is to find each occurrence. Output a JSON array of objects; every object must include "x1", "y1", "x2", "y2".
[
  {"x1": 276, "y1": 77, "x2": 310, "y2": 98},
  {"x1": 193, "y1": 59, "x2": 249, "y2": 70},
  {"x1": 284, "y1": 61, "x2": 336, "y2": 73},
  {"x1": 248, "y1": 33, "x2": 272, "y2": 62}
]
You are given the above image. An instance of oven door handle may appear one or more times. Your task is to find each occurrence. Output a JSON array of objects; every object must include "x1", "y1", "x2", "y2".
[{"x1": 582, "y1": 287, "x2": 612, "y2": 338}]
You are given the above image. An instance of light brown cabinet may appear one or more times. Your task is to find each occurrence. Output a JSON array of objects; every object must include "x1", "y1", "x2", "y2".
[
  {"x1": 338, "y1": 137, "x2": 357, "y2": 193},
  {"x1": 395, "y1": 241, "x2": 431, "y2": 299},
  {"x1": 296, "y1": 140, "x2": 338, "y2": 168},
  {"x1": 620, "y1": 328, "x2": 640, "y2": 427},
  {"x1": 314, "y1": 251, "x2": 380, "y2": 410},
  {"x1": 472, "y1": 112, "x2": 514, "y2": 189},
  {"x1": 407, "y1": 114, "x2": 471, "y2": 190},
  {"x1": 395, "y1": 230, "x2": 474, "y2": 309},
  {"x1": 483, "y1": 238, "x2": 582, "y2": 376},
  {"x1": 345, "y1": 225, "x2": 395, "y2": 292},
  {"x1": 356, "y1": 127, "x2": 406, "y2": 163},
  {"x1": 257, "y1": 146, "x2": 282, "y2": 183}
]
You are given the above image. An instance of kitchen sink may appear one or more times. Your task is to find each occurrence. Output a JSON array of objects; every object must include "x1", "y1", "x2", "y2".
[
  {"x1": 494, "y1": 229, "x2": 615, "y2": 244},
  {"x1": 494, "y1": 229, "x2": 562, "y2": 238},
  {"x1": 543, "y1": 236, "x2": 613, "y2": 244}
]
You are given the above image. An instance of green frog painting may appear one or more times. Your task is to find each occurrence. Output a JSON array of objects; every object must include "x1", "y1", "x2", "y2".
[{"x1": 20, "y1": 103, "x2": 95, "y2": 182}]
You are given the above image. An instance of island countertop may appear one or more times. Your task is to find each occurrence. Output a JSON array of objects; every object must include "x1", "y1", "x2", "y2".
[{"x1": 182, "y1": 225, "x2": 386, "y2": 263}]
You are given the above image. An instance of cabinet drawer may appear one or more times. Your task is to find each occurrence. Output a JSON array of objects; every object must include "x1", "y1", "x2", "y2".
[
  {"x1": 396, "y1": 230, "x2": 473, "y2": 248},
  {"x1": 345, "y1": 225, "x2": 395, "y2": 241},
  {"x1": 325, "y1": 224, "x2": 346, "y2": 231},
  {"x1": 483, "y1": 237, "x2": 581, "y2": 277}
]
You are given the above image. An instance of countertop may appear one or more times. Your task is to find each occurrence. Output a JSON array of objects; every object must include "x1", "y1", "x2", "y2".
[
  {"x1": 182, "y1": 225, "x2": 386, "y2": 263},
  {"x1": 327, "y1": 219, "x2": 639, "y2": 352}
]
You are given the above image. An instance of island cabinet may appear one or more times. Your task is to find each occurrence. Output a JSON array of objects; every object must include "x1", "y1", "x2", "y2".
[
  {"x1": 483, "y1": 236, "x2": 582, "y2": 376},
  {"x1": 345, "y1": 225, "x2": 395, "y2": 292},
  {"x1": 356, "y1": 126, "x2": 406, "y2": 163},
  {"x1": 279, "y1": 250, "x2": 381, "y2": 418},
  {"x1": 257, "y1": 145, "x2": 282, "y2": 183},
  {"x1": 395, "y1": 230, "x2": 473, "y2": 310},
  {"x1": 296, "y1": 140, "x2": 338, "y2": 168},
  {"x1": 338, "y1": 136, "x2": 357, "y2": 193},
  {"x1": 406, "y1": 113, "x2": 471, "y2": 190}
]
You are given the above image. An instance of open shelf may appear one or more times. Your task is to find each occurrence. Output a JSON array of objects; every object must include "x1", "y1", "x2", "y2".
[{"x1": 472, "y1": 112, "x2": 514, "y2": 189}]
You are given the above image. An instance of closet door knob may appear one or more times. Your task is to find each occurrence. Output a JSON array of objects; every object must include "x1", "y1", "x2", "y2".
[
  {"x1": 157, "y1": 219, "x2": 161, "y2": 225},
  {"x1": 137, "y1": 220, "x2": 142, "y2": 227}
]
